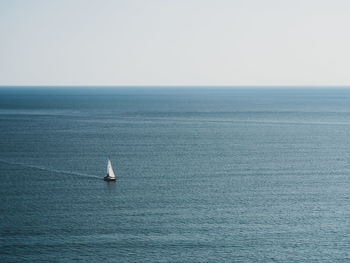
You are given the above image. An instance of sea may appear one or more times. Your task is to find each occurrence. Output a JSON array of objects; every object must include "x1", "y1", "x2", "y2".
[{"x1": 1, "y1": 87, "x2": 350, "y2": 262}]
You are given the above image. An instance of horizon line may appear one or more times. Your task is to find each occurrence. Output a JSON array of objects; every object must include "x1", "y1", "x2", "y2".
[{"x1": 1, "y1": 85, "x2": 350, "y2": 88}]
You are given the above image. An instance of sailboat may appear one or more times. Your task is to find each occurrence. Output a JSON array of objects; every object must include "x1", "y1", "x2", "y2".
[{"x1": 104, "y1": 157, "x2": 116, "y2": 181}]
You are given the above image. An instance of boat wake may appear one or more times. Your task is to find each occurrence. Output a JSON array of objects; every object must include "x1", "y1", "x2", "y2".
[{"x1": 0, "y1": 158, "x2": 102, "y2": 180}]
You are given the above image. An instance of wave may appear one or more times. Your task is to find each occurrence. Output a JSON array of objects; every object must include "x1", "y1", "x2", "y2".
[{"x1": 0, "y1": 158, "x2": 102, "y2": 180}]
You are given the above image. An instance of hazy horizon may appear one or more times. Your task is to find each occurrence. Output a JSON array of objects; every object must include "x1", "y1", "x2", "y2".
[{"x1": 1, "y1": 85, "x2": 350, "y2": 89}]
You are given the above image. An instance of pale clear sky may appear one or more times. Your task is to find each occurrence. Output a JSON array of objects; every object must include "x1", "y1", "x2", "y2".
[{"x1": 1, "y1": 0, "x2": 350, "y2": 86}]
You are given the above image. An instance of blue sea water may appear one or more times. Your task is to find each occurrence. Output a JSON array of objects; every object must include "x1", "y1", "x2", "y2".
[{"x1": 1, "y1": 87, "x2": 350, "y2": 262}]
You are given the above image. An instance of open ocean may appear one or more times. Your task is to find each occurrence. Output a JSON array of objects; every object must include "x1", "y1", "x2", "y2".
[{"x1": 1, "y1": 87, "x2": 350, "y2": 262}]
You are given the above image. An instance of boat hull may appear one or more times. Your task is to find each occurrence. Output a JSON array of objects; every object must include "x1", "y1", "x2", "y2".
[{"x1": 104, "y1": 176, "x2": 116, "y2": 182}]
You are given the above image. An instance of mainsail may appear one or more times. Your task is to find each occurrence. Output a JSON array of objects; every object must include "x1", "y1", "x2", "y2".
[{"x1": 107, "y1": 158, "x2": 116, "y2": 178}]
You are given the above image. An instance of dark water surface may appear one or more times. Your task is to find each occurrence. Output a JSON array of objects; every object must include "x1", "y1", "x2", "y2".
[{"x1": 1, "y1": 87, "x2": 350, "y2": 262}]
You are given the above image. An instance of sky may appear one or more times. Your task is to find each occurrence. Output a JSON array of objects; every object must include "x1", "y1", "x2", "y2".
[{"x1": 0, "y1": 0, "x2": 350, "y2": 86}]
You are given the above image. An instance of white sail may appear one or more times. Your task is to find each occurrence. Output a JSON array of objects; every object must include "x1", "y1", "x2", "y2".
[{"x1": 107, "y1": 158, "x2": 116, "y2": 178}]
